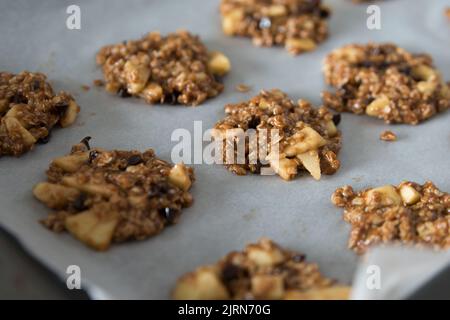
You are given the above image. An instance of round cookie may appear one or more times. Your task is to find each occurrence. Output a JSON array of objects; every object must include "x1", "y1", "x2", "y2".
[
  {"x1": 0, "y1": 71, "x2": 79, "y2": 156},
  {"x1": 96, "y1": 30, "x2": 230, "y2": 106},
  {"x1": 33, "y1": 138, "x2": 195, "y2": 251},
  {"x1": 322, "y1": 43, "x2": 450, "y2": 124},
  {"x1": 213, "y1": 89, "x2": 342, "y2": 181}
]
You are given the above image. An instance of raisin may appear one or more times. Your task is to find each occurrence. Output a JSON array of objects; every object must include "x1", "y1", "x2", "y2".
[
  {"x1": 158, "y1": 207, "x2": 179, "y2": 224},
  {"x1": 10, "y1": 93, "x2": 28, "y2": 104},
  {"x1": 73, "y1": 193, "x2": 88, "y2": 211},
  {"x1": 292, "y1": 254, "x2": 306, "y2": 263},
  {"x1": 127, "y1": 154, "x2": 143, "y2": 166},
  {"x1": 117, "y1": 87, "x2": 131, "y2": 98},
  {"x1": 221, "y1": 264, "x2": 242, "y2": 283},
  {"x1": 89, "y1": 150, "x2": 99, "y2": 163},
  {"x1": 332, "y1": 114, "x2": 341, "y2": 126},
  {"x1": 37, "y1": 133, "x2": 51, "y2": 144}
]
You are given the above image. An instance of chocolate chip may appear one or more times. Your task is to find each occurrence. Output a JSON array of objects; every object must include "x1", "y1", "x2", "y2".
[
  {"x1": 292, "y1": 254, "x2": 306, "y2": 263},
  {"x1": 332, "y1": 114, "x2": 341, "y2": 126},
  {"x1": 80, "y1": 136, "x2": 92, "y2": 150},
  {"x1": 89, "y1": 150, "x2": 99, "y2": 163},
  {"x1": 32, "y1": 80, "x2": 40, "y2": 91},
  {"x1": 10, "y1": 93, "x2": 28, "y2": 104},
  {"x1": 53, "y1": 102, "x2": 69, "y2": 117},
  {"x1": 148, "y1": 183, "x2": 171, "y2": 199},
  {"x1": 37, "y1": 133, "x2": 51, "y2": 144},
  {"x1": 319, "y1": 8, "x2": 330, "y2": 18},
  {"x1": 247, "y1": 117, "x2": 260, "y2": 129},
  {"x1": 73, "y1": 193, "x2": 88, "y2": 211},
  {"x1": 127, "y1": 154, "x2": 143, "y2": 166},
  {"x1": 117, "y1": 87, "x2": 131, "y2": 98},
  {"x1": 158, "y1": 207, "x2": 179, "y2": 224},
  {"x1": 221, "y1": 264, "x2": 242, "y2": 283}
]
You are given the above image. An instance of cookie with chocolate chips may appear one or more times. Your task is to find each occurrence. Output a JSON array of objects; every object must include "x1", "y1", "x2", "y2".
[
  {"x1": 173, "y1": 238, "x2": 350, "y2": 300},
  {"x1": 213, "y1": 89, "x2": 342, "y2": 181},
  {"x1": 220, "y1": 0, "x2": 331, "y2": 55},
  {"x1": 96, "y1": 30, "x2": 230, "y2": 106},
  {"x1": 0, "y1": 71, "x2": 79, "y2": 156},
  {"x1": 33, "y1": 138, "x2": 195, "y2": 251},
  {"x1": 322, "y1": 43, "x2": 450, "y2": 124},
  {"x1": 332, "y1": 181, "x2": 450, "y2": 254}
]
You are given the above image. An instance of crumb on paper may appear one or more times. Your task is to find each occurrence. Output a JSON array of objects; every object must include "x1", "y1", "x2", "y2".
[
  {"x1": 446, "y1": 7, "x2": 450, "y2": 20},
  {"x1": 81, "y1": 85, "x2": 90, "y2": 91},
  {"x1": 93, "y1": 79, "x2": 104, "y2": 87},
  {"x1": 235, "y1": 83, "x2": 251, "y2": 93},
  {"x1": 380, "y1": 130, "x2": 397, "y2": 141}
]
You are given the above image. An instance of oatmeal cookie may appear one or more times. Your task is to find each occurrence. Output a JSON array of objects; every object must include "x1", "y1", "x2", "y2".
[
  {"x1": 173, "y1": 238, "x2": 350, "y2": 300},
  {"x1": 220, "y1": 0, "x2": 331, "y2": 55},
  {"x1": 213, "y1": 89, "x2": 342, "y2": 181},
  {"x1": 322, "y1": 43, "x2": 450, "y2": 124},
  {"x1": 332, "y1": 181, "x2": 450, "y2": 254},
  {"x1": 33, "y1": 138, "x2": 195, "y2": 251},
  {"x1": 96, "y1": 30, "x2": 230, "y2": 106},
  {"x1": 0, "y1": 71, "x2": 79, "y2": 156}
]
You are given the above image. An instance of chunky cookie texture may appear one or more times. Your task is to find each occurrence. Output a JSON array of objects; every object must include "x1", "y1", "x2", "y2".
[
  {"x1": 33, "y1": 138, "x2": 194, "y2": 251},
  {"x1": 173, "y1": 238, "x2": 350, "y2": 300},
  {"x1": 0, "y1": 71, "x2": 79, "y2": 156},
  {"x1": 213, "y1": 89, "x2": 341, "y2": 181},
  {"x1": 332, "y1": 181, "x2": 450, "y2": 254},
  {"x1": 322, "y1": 43, "x2": 450, "y2": 124},
  {"x1": 220, "y1": 0, "x2": 331, "y2": 55},
  {"x1": 96, "y1": 30, "x2": 230, "y2": 106}
]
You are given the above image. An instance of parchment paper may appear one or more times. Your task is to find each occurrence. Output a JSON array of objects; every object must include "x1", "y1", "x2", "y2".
[{"x1": 0, "y1": 0, "x2": 448, "y2": 299}]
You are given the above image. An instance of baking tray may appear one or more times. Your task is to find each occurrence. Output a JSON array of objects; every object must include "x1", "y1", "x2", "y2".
[{"x1": 0, "y1": 0, "x2": 449, "y2": 299}]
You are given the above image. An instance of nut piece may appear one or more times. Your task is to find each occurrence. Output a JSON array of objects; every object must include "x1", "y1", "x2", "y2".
[
  {"x1": 246, "y1": 243, "x2": 284, "y2": 267},
  {"x1": 270, "y1": 157, "x2": 298, "y2": 181},
  {"x1": 62, "y1": 176, "x2": 114, "y2": 198},
  {"x1": 123, "y1": 56, "x2": 151, "y2": 94},
  {"x1": 284, "y1": 127, "x2": 327, "y2": 157},
  {"x1": 222, "y1": 9, "x2": 244, "y2": 35},
  {"x1": 52, "y1": 152, "x2": 89, "y2": 173},
  {"x1": 140, "y1": 83, "x2": 163, "y2": 104},
  {"x1": 325, "y1": 120, "x2": 338, "y2": 137},
  {"x1": 4, "y1": 117, "x2": 36, "y2": 147},
  {"x1": 297, "y1": 150, "x2": 321, "y2": 180},
  {"x1": 65, "y1": 210, "x2": 120, "y2": 251},
  {"x1": 60, "y1": 100, "x2": 80, "y2": 128},
  {"x1": 173, "y1": 267, "x2": 229, "y2": 300},
  {"x1": 366, "y1": 185, "x2": 401, "y2": 207},
  {"x1": 208, "y1": 51, "x2": 231, "y2": 77},
  {"x1": 251, "y1": 275, "x2": 285, "y2": 299},
  {"x1": 366, "y1": 96, "x2": 390, "y2": 117},
  {"x1": 33, "y1": 182, "x2": 80, "y2": 209},
  {"x1": 285, "y1": 38, "x2": 317, "y2": 54},
  {"x1": 399, "y1": 184, "x2": 421, "y2": 205},
  {"x1": 412, "y1": 65, "x2": 436, "y2": 81},
  {"x1": 168, "y1": 163, "x2": 192, "y2": 191}
]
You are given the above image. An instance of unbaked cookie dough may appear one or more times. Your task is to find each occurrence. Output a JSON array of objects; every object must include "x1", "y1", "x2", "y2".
[
  {"x1": 332, "y1": 181, "x2": 450, "y2": 254},
  {"x1": 173, "y1": 238, "x2": 350, "y2": 300},
  {"x1": 96, "y1": 30, "x2": 230, "y2": 106},
  {"x1": 213, "y1": 89, "x2": 342, "y2": 181},
  {"x1": 33, "y1": 138, "x2": 195, "y2": 251},
  {"x1": 220, "y1": 0, "x2": 331, "y2": 55},
  {"x1": 322, "y1": 43, "x2": 450, "y2": 124},
  {"x1": 0, "y1": 71, "x2": 79, "y2": 156}
]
